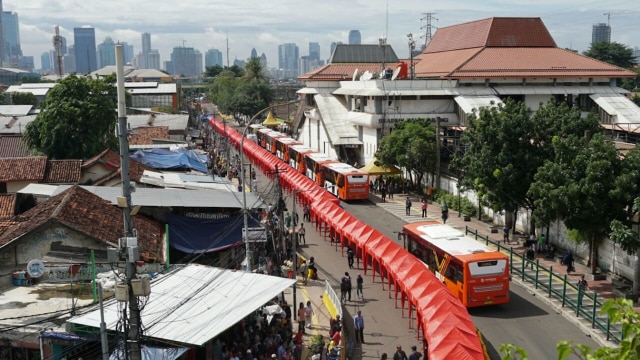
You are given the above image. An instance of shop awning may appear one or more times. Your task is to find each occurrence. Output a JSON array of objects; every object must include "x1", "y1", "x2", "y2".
[
  {"x1": 589, "y1": 94, "x2": 640, "y2": 125},
  {"x1": 454, "y1": 95, "x2": 503, "y2": 114},
  {"x1": 68, "y1": 265, "x2": 295, "y2": 346}
]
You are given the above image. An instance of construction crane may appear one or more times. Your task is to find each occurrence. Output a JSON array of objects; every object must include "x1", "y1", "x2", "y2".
[{"x1": 52, "y1": 25, "x2": 63, "y2": 78}]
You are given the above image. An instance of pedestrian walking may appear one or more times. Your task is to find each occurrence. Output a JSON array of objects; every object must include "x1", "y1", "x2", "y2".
[
  {"x1": 561, "y1": 250, "x2": 575, "y2": 274},
  {"x1": 421, "y1": 199, "x2": 427, "y2": 218},
  {"x1": 297, "y1": 302, "x2": 306, "y2": 334},
  {"x1": 393, "y1": 346, "x2": 408, "y2": 360},
  {"x1": 303, "y1": 204, "x2": 310, "y2": 222},
  {"x1": 408, "y1": 346, "x2": 422, "y2": 360},
  {"x1": 356, "y1": 273, "x2": 364, "y2": 300},
  {"x1": 405, "y1": 196, "x2": 412, "y2": 216},
  {"x1": 304, "y1": 300, "x2": 313, "y2": 329},
  {"x1": 347, "y1": 247, "x2": 355, "y2": 269},
  {"x1": 577, "y1": 274, "x2": 588, "y2": 307},
  {"x1": 441, "y1": 201, "x2": 449, "y2": 224},
  {"x1": 388, "y1": 184, "x2": 394, "y2": 200},
  {"x1": 354, "y1": 310, "x2": 365, "y2": 343},
  {"x1": 381, "y1": 354, "x2": 388, "y2": 360},
  {"x1": 298, "y1": 223, "x2": 306, "y2": 245},
  {"x1": 381, "y1": 185, "x2": 387, "y2": 202}
]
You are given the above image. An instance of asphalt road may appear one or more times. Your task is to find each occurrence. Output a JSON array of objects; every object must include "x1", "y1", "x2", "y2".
[{"x1": 340, "y1": 199, "x2": 601, "y2": 359}]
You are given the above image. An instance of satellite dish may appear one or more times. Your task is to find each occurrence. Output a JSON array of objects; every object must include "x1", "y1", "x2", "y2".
[
  {"x1": 391, "y1": 67, "x2": 401, "y2": 81},
  {"x1": 352, "y1": 68, "x2": 359, "y2": 81},
  {"x1": 27, "y1": 259, "x2": 46, "y2": 278},
  {"x1": 361, "y1": 71, "x2": 372, "y2": 81}
]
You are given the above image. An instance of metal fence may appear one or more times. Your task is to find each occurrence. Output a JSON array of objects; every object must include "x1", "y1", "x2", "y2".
[{"x1": 465, "y1": 227, "x2": 622, "y2": 344}]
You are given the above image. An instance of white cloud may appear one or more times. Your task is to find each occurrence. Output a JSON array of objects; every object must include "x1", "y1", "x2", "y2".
[{"x1": 5, "y1": 0, "x2": 639, "y2": 70}]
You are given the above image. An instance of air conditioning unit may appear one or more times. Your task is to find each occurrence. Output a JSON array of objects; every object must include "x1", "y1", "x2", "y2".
[{"x1": 119, "y1": 237, "x2": 138, "y2": 248}]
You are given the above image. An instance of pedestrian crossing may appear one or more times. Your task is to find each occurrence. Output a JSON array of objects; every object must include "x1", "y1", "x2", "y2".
[{"x1": 375, "y1": 198, "x2": 437, "y2": 223}]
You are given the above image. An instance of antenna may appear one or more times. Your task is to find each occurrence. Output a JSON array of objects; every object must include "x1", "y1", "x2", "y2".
[
  {"x1": 226, "y1": 29, "x2": 230, "y2": 67},
  {"x1": 604, "y1": 12, "x2": 610, "y2": 26},
  {"x1": 385, "y1": 0, "x2": 389, "y2": 41}
]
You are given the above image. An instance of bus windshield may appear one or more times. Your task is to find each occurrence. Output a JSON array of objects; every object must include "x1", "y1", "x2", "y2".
[{"x1": 347, "y1": 175, "x2": 368, "y2": 184}]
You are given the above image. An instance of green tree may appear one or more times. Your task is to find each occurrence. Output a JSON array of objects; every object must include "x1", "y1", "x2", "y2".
[
  {"x1": 620, "y1": 68, "x2": 640, "y2": 92},
  {"x1": 10, "y1": 92, "x2": 37, "y2": 106},
  {"x1": 454, "y1": 98, "x2": 600, "y2": 231},
  {"x1": 23, "y1": 74, "x2": 118, "y2": 159},
  {"x1": 208, "y1": 59, "x2": 272, "y2": 116},
  {"x1": 204, "y1": 65, "x2": 224, "y2": 78},
  {"x1": 501, "y1": 298, "x2": 640, "y2": 360},
  {"x1": 243, "y1": 57, "x2": 268, "y2": 82},
  {"x1": 583, "y1": 41, "x2": 635, "y2": 69},
  {"x1": 631, "y1": 94, "x2": 640, "y2": 107},
  {"x1": 528, "y1": 133, "x2": 626, "y2": 274},
  {"x1": 376, "y1": 121, "x2": 437, "y2": 190}
]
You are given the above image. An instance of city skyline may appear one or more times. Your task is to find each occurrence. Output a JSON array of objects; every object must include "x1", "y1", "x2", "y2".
[{"x1": 3, "y1": 0, "x2": 640, "y2": 71}]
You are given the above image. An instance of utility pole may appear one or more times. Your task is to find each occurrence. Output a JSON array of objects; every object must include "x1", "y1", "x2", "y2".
[
  {"x1": 435, "y1": 117, "x2": 441, "y2": 190},
  {"x1": 273, "y1": 164, "x2": 288, "y2": 262},
  {"x1": 115, "y1": 44, "x2": 142, "y2": 360},
  {"x1": 291, "y1": 189, "x2": 298, "y2": 319},
  {"x1": 52, "y1": 26, "x2": 63, "y2": 78}
]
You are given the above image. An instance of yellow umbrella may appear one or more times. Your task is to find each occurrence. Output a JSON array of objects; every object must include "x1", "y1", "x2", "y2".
[
  {"x1": 360, "y1": 158, "x2": 402, "y2": 175},
  {"x1": 261, "y1": 112, "x2": 280, "y2": 127}
]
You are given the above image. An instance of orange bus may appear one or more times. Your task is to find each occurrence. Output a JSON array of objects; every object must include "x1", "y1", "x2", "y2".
[
  {"x1": 248, "y1": 124, "x2": 265, "y2": 134},
  {"x1": 256, "y1": 128, "x2": 275, "y2": 149},
  {"x1": 264, "y1": 131, "x2": 287, "y2": 154},
  {"x1": 403, "y1": 221, "x2": 510, "y2": 307},
  {"x1": 288, "y1": 144, "x2": 316, "y2": 173},
  {"x1": 304, "y1": 152, "x2": 339, "y2": 184},
  {"x1": 274, "y1": 137, "x2": 301, "y2": 163},
  {"x1": 321, "y1": 162, "x2": 370, "y2": 200}
]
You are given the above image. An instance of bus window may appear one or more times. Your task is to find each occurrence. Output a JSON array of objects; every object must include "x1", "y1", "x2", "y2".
[
  {"x1": 447, "y1": 261, "x2": 464, "y2": 283},
  {"x1": 469, "y1": 259, "x2": 507, "y2": 276},
  {"x1": 347, "y1": 175, "x2": 368, "y2": 184},
  {"x1": 337, "y1": 174, "x2": 344, "y2": 187}
]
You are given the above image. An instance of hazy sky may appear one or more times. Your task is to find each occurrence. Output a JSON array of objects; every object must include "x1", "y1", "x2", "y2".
[{"x1": 6, "y1": 0, "x2": 640, "y2": 70}]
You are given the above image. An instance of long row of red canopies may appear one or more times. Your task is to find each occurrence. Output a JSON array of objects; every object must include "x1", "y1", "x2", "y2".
[{"x1": 209, "y1": 116, "x2": 485, "y2": 360}]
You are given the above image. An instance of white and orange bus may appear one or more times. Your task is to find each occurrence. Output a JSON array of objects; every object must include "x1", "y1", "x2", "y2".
[
  {"x1": 303, "y1": 152, "x2": 339, "y2": 185},
  {"x1": 264, "y1": 131, "x2": 288, "y2": 154},
  {"x1": 256, "y1": 128, "x2": 275, "y2": 149},
  {"x1": 321, "y1": 162, "x2": 370, "y2": 201},
  {"x1": 403, "y1": 221, "x2": 510, "y2": 307},
  {"x1": 274, "y1": 137, "x2": 301, "y2": 163},
  {"x1": 288, "y1": 144, "x2": 316, "y2": 174}
]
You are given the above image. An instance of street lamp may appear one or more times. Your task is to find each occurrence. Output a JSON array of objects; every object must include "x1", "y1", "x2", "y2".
[{"x1": 240, "y1": 100, "x2": 299, "y2": 272}]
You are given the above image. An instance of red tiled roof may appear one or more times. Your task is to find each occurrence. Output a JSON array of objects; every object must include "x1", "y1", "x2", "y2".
[
  {"x1": 0, "y1": 185, "x2": 163, "y2": 261},
  {"x1": 0, "y1": 156, "x2": 47, "y2": 182},
  {"x1": 0, "y1": 135, "x2": 32, "y2": 158},
  {"x1": 128, "y1": 126, "x2": 170, "y2": 145},
  {"x1": 414, "y1": 48, "x2": 484, "y2": 78},
  {"x1": 43, "y1": 160, "x2": 82, "y2": 184},
  {"x1": 298, "y1": 63, "x2": 386, "y2": 81},
  {"x1": 0, "y1": 194, "x2": 15, "y2": 218},
  {"x1": 82, "y1": 148, "x2": 154, "y2": 182},
  {"x1": 425, "y1": 17, "x2": 556, "y2": 54},
  {"x1": 451, "y1": 48, "x2": 635, "y2": 78}
]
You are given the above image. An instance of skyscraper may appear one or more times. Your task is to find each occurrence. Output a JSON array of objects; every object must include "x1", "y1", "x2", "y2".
[
  {"x1": 97, "y1": 36, "x2": 116, "y2": 68},
  {"x1": 309, "y1": 42, "x2": 320, "y2": 61},
  {"x1": 0, "y1": 0, "x2": 4, "y2": 62},
  {"x1": 41, "y1": 51, "x2": 52, "y2": 71},
  {"x1": 121, "y1": 42, "x2": 134, "y2": 64},
  {"x1": 348, "y1": 30, "x2": 361, "y2": 45},
  {"x1": 250, "y1": 48, "x2": 258, "y2": 59},
  {"x1": 170, "y1": 46, "x2": 203, "y2": 77},
  {"x1": 141, "y1": 32, "x2": 151, "y2": 67},
  {"x1": 205, "y1": 48, "x2": 223, "y2": 67},
  {"x1": 278, "y1": 43, "x2": 299, "y2": 70},
  {"x1": 74, "y1": 27, "x2": 97, "y2": 73},
  {"x1": 330, "y1": 41, "x2": 342, "y2": 59},
  {"x1": 2, "y1": 11, "x2": 21, "y2": 59},
  {"x1": 592, "y1": 23, "x2": 611, "y2": 44},
  {"x1": 147, "y1": 49, "x2": 160, "y2": 69}
]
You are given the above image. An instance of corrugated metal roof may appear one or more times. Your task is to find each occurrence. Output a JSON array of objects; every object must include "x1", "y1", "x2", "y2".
[
  {"x1": 454, "y1": 95, "x2": 503, "y2": 114},
  {"x1": 0, "y1": 105, "x2": 34, "y2": 116},
  {"x1": 296, "y1": 88, "x2": 319, "y2": 94},
  {"x1": 125, "y1": 82, "x2": 159, "y2": 88},
  {"x1": 20, "y1": 185, "x2": 265, "y2": 209},
  {"x1": 126, "y1": 114, "x2": 188, "y2": 131},
  {"x1": 590, "y1": 94, "x2": 640, "y2": 125},
  {"x1": 68, "y1": 264, "x2": 296, "y2": 346},
  {"x1": 313, "y1": 94, "x2": 361, "y2": 145},
  {"x1": 126, "y1": 83, "x2": 177, "y2": 94}
]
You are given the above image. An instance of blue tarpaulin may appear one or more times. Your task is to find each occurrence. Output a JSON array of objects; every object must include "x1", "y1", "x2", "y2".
[
  {"x1": 130, "y1": 148, "x2": 208, "y2": 173},
  {"x1": 167, "y1": 213, "x2": 261, "y2": 253}
]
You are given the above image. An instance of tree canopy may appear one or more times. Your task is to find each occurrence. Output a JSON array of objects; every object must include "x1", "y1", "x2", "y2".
[
  {"x1": 528, "y1": 132, "x2": 627, "y2": 273},
  {"x1": 207, "y1": 59, "x2": 272, "y2": 116},
  {"x1": 10, "y1": 92, "x2": 37, "y2": 107},
  {"x1": 454, "y1": 98, "x2": 601, "y2": 222},
  {"x1": 23, "y1": 74, "x2": 118, "y2": 159},
  {"x1": 583, "y1": 41, "x2": 635, "y2": 69},
  {"x1": 375, "y1": 120, "x2": 437, "y2": 188}
]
